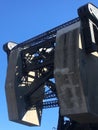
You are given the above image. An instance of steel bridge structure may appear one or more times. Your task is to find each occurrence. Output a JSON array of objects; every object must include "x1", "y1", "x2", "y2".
[{"x1": 3, "y1": 3, "x2": 98, "y2": 130}]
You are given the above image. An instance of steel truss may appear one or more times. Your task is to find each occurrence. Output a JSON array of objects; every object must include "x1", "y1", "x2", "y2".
[
  {"x1": 4, "y1": 2, "x2": 98, "y2": 130},
  {"x1": 4, "y1": 17, "x2": 79, "y2": 110},
  {"x1": 4, "y1": 17, "x2": 80, "y2": 129}
]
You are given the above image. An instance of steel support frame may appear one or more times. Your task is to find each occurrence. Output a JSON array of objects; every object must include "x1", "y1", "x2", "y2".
[{"x1": 4, "y1": 2, "x2": 98, "y2": 129}]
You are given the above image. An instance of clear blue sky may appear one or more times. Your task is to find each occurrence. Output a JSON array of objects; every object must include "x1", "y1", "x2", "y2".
[{"x1": 0, "y1": 0, "x2": 98, "y2": 130}]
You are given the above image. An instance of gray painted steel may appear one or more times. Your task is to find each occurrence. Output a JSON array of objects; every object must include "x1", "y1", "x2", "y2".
[{"x1": 54, "y1": 22, "x2": 98, "y2": 123}]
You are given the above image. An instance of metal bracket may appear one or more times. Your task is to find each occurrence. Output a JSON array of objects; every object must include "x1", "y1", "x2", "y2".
[{"x1": 78, "y1": 3, "x2": 98, "y2": 53}]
